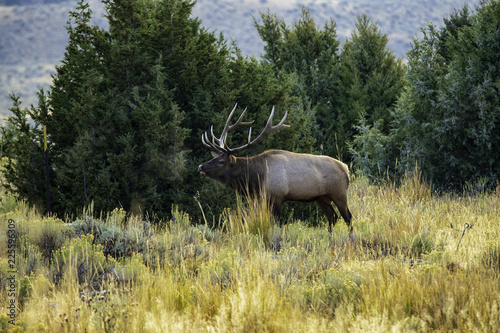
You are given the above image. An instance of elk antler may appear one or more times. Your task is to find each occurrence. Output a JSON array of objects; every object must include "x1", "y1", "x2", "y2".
[{"x1": 201, "y1": 104, "x2": 289, "y2": 154}]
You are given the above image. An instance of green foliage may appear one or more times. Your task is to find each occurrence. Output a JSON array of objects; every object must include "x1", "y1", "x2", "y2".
[
  {"x1": 255, "y1": 7, "x2": 339, "y2": 153},
  {"x1": 352, "y1": 1, "x2": 500, "y2": 188},
  {"x1": 0, "y1": 92, "x2": 47, "y2": 209},
  {"x1": 1, "y1": 0, "x2": 298, "y2": 221},
  {"x1": 256, "y1": 9, "x2": 405, "y2": 162},
  {"x1": 434, "y1": 1, "x2": 500, "y2": 187},
  {"x1": 18, "y1": 276, "x2": 33, "y2": 308},
  {"x1": 346, "y1": 15, "x2": 405, "y2": 132},
  {"x1": 68, "y1": 209, "x2": 164, "y2": 266},
  {"x1": 51, "y1": 234, "x2": 109, "y2": 286},
  {"x1": 333, "y1": 15, "x2": 405, "y2": 160},
  {"x1": 45, "y1": 0, "x2": 194, "y2": 216},
  {"x1": 0, "y1": 314, "x2": 25, "y2": 333},
  {"x1": 350, "y1": 120, "x2": 392, "y2": 181}
]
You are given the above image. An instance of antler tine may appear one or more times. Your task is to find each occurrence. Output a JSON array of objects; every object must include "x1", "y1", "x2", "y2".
[
  {"x1": 202, "y1": 104, "x2": 255, "y2": 153},
  {"x1": 214, "y1": 104, "x2": 255, "y2": 149},
  {"x1": 227, "y1": 107, "x2": 255, "y2": 131},
  {"x1": 201, "y1": 105, "x2": 289, "y2": 155},
  {"x1": 202, "y1": 131, "x2": 224, "y2": 153},
  {"x1": 219, "y1": 106, "x2": 254, "y2": 148},
  {"x1": 207, "y1": 104, "x2": 238, "y2": 150},
  {"x1": 270, "y1": 106, "x2": 290, "y2": 129},
  {"x1": 220, "y1": 103, "x2": 239, "y2": 139},
  {"x1": 210, "y1": 126, "x2": 221, "y2": 146},
  {"x1": 228, "y1": 106, "x2": 290, "y2": 154}
]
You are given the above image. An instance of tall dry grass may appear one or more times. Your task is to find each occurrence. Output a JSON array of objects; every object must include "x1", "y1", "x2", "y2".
[{"x1": 1, "y1": 173, "x2": 499, "y2": 332}]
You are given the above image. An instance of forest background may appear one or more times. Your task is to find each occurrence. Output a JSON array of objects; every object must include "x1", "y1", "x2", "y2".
[
  {"x1": 0, "y1": 0, "x2": 477, "y2": 119},
  {"x1": 1, "y1": 0, "x2": 499, "y2": 224}
]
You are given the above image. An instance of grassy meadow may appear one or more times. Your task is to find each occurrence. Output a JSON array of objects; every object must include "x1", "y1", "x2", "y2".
[{"x1": 1, "y1": 173, "x2": 499, "y2": 332}]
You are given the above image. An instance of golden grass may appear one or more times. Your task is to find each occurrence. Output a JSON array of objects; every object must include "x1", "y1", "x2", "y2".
[{"x1": 1, "y1": 174, "x2": 499, "y2": 332}]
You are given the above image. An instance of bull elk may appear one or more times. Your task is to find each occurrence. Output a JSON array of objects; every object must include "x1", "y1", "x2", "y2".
[{"x1": 198, "y1": 104, "x2": 353, "y2": 233}]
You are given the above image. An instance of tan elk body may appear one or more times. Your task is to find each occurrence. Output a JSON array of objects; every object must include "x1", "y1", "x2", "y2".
[{"x1": 199, "y1": 104, "x2": 353, "y2": 233}]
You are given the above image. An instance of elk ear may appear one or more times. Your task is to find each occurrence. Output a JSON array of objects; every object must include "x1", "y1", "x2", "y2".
[
  {"x1": 229, "y1": 155, "x2": 237, "y2": 165},
  {"x1": 211, "y1": 151, "x2": 222, "y2": 158}
]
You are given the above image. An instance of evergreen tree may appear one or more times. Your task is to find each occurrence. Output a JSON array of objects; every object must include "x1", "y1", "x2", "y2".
[
  {"x1": 46, "y1": 0, "x2": 113, "y2": 212},
  {"x1": 1, "y1": 93, "x2": 47, "y2": 207},
  {"x1": 435, "y1": 0, "x2": 500, "y2": 186},
  {"x1": 327, "y1": 40, "x2": 367, "y2": 159},
  {"x1": 351, "y1": 1, "x2": 500, "y2": 188},
  {"x1": 346, "y1": 15, "x2": 405, "y2": 132},
  {"x1": 256, "y1": 10, "x2": 404, "y2": 160},
  {"x1": 1, "y1": 0, "x2": 298, "y2": 221},
  {"x1": 255, "y1": 7, "x2": 340, "y2": 154}
]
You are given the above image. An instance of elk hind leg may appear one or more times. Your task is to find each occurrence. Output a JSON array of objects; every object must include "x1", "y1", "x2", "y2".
[
  {"x1": 331, "y1": 196, "x2": 353, "y2": 234},
  {"x1": 317, "y1": 196, "x2": 339, "y2": 233}
]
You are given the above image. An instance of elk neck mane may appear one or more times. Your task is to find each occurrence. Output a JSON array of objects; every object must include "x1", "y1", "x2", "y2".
[{"x1": 224, "y1": 150, "x2": 281, "y2": 194}]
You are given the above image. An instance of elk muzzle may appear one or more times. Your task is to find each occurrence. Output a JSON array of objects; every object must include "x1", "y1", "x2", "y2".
[{"x1": 198, "y1": 164, "x2": 207, "y2": 176}]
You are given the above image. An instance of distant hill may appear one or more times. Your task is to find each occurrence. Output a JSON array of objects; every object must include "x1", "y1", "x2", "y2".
[{"x1": 0, "y1": 0, "x2": 478, "y2": 121}]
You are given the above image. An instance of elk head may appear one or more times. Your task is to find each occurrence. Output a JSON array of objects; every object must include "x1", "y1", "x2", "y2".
[{"x1": 198, "y1": 104, "x2": 289, "y2": 181}]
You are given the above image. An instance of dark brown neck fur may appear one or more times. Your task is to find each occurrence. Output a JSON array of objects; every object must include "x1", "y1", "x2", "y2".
[{"x1": 224, "y1": 154, "x2": 268, "y2": 195}]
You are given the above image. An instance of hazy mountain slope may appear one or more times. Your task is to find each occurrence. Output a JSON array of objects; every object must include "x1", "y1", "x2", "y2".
[
  {"x1": 0, "y1": 0, "x2": 107, "y2": 120},
  {"x1": 0, "y1": 0, "x2": 477, "y2": 120}
]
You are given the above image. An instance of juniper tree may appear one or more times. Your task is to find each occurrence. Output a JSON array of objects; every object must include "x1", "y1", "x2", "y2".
[
  {"x1": 2, "y1": 0, "x2": 298, "y2": 220},
  {"x1": 256, "y1": 10, "x2": 405, "y2": 161},
  {"x1": 351, "y1": 1, "x2": 500, "y2": 189},
  {"x1": 1, "y1": 93, "x2": 46, "y2": 207},
  {"x1": 255, "y1": 7, "x2": 339, "y2": 154}
]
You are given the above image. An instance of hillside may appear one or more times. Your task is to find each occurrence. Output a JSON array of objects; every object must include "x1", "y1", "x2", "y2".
[{"x1": 0, "y1": 0, "x2": 477, "y2": 120}]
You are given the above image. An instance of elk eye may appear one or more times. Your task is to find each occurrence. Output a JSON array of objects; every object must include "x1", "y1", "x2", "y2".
[{"x1": 217, "y1": 160, "x2": 225, "y2": 166}]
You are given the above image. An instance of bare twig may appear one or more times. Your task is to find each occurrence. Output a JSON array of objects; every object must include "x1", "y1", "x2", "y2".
[{"x1": 456, "y1": 223, "x2": 472, "y2": 251}]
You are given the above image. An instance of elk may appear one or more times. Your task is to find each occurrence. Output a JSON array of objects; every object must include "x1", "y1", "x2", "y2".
[{"x1": 198, "y1": 104, "x2": 353, "y2": 233}]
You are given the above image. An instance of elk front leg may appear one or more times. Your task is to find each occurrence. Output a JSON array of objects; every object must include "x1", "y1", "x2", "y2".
[{"x1": 270, "y1": 199, "x2": 283, "y2": 224}]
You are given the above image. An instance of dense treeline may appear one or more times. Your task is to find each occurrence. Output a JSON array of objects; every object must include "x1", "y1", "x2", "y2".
[
  {"x1": 1, "y1": 0, "x2": 499, "y2": 221},
  {"x1": 1, "y1": 0, "x2": 302, "y2": 221},
  {"x1": 255, "y1": 9, "x2": 405, "y2": 159},
  {"x1": 351, "y1": 2, "x2": 500, "y2": 189}
]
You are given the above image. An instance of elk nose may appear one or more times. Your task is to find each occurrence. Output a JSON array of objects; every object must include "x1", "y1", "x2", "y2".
[{"x1": 198, "y1": 164, "x2": 207, "y2": 175}]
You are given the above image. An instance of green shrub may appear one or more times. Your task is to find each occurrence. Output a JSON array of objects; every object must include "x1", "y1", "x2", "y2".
[
  {"x1": 25, "y1": 219, "x2": 67, "y2": 262},
  {"x1": 0, "y1": 313, "x2": 25, "y2": 332},
  {"x1": 19, "y1": 243, "x2": 44, "y2": 277},
  {"x1": 50, "y1": 234, "x2": 111, "y2": 287},
  {"x1": 69, "y1": 216, "x2": 155, "y2": 259},
  {"x1": 19, "y1": 275, "x2": 33, "y2": 308}
]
